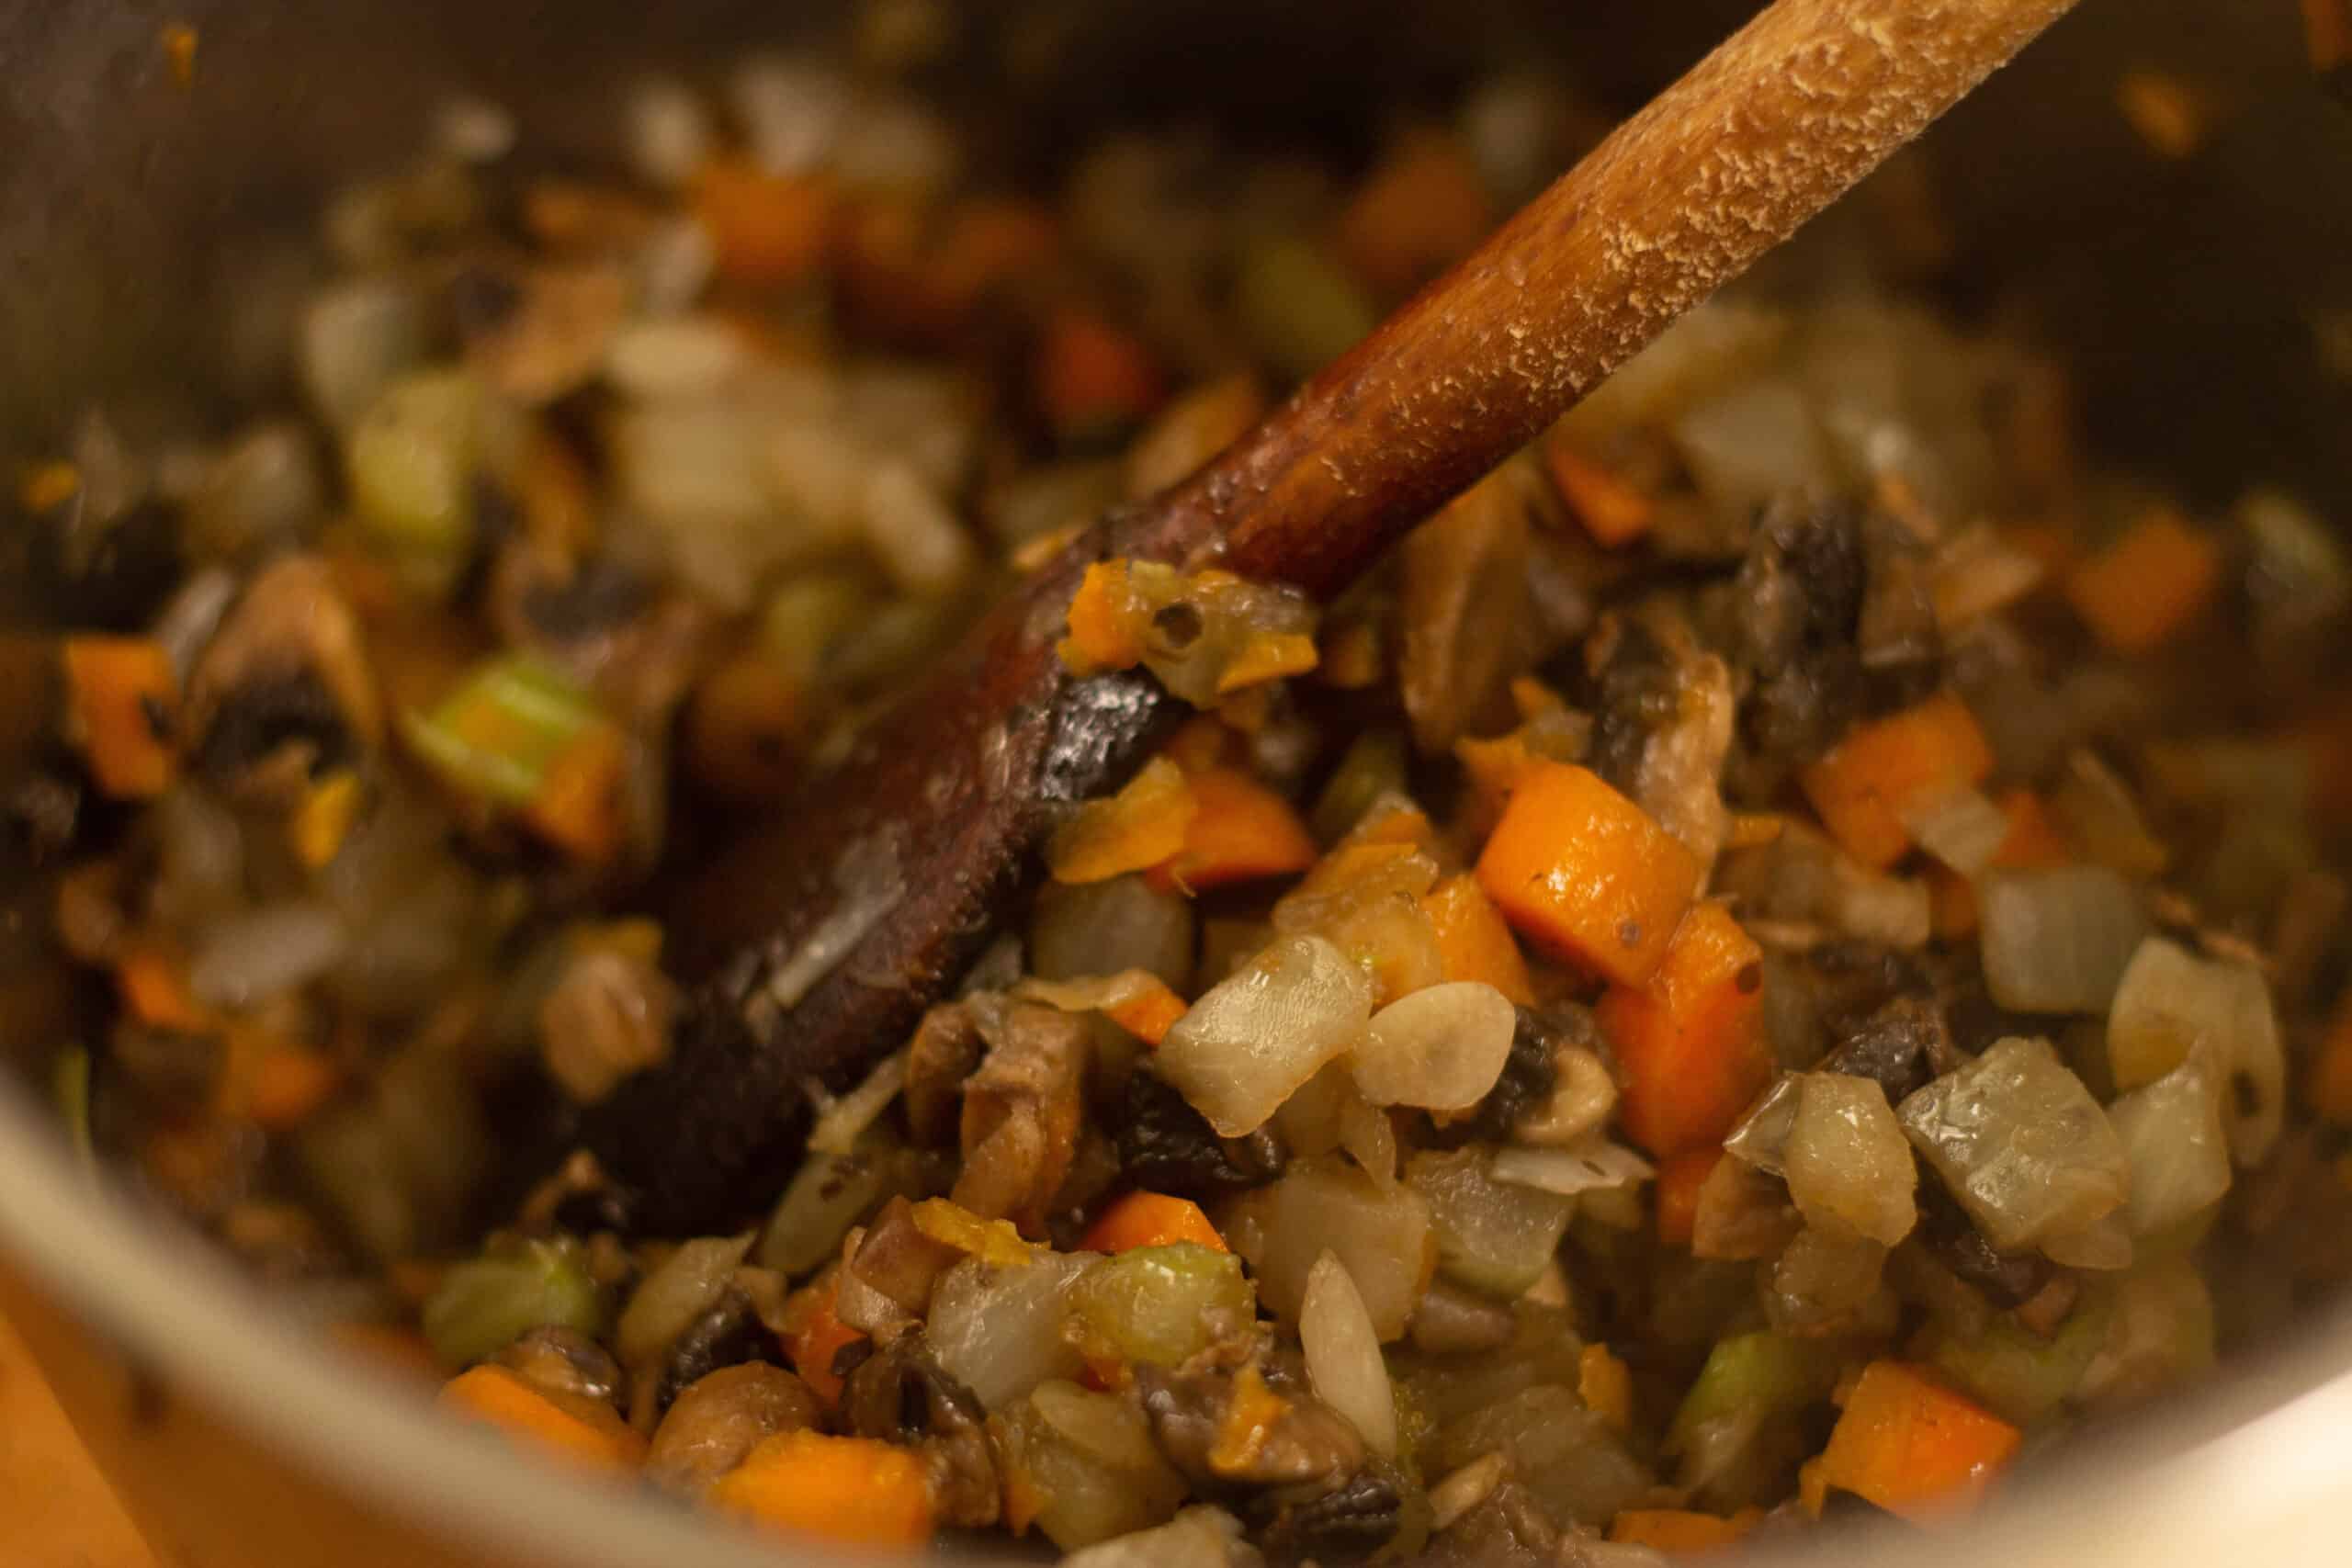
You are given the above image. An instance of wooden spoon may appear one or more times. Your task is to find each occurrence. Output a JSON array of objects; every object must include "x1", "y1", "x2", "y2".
[{"x1": 588, "y1": 0, "x2": 2081, "y2": 1231}]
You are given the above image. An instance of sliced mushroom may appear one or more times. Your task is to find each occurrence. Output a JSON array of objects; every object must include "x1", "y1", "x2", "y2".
[
  {"x1": 841, "y1": 1334, "x2": 1001, "y2": 1529},
  {"x1": 953, "y1": 998, "x2": 1091, "y2": 1236},
  {"x1": 646, "y1": 1362, "x2": 820, "y2": 1495},
  {"x1": 187, "y1": 555, "x2": 382, "y2": 808}
]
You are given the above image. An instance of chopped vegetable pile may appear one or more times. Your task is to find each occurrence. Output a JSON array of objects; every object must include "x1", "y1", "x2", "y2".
[{"x1": 14, "y1": 20, "x2": 2352, "y2": 1568}]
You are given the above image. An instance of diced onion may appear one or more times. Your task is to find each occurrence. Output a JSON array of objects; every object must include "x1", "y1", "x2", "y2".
[
  {"x1": 1159, "y1": 934, "x2": 1372, "y2": 1137},
  {"x1": 1301, "y1": 1250, "x2": 1398, "y2": 1459},
  {"x1": 1670, "y1": 378, "x2": 1835, "y2": 522},
  {"x1": 1225, "y1": 1156, "x2": 1431, "y2": 1340},
  {"x1": 1899, "y1": 785, "x2": 2009, "y2": 879},
  {"x1": 1491, "y1": 1137, "x2": 1654, "y2": 1199},
  {"x1": 189, "y1": 900, "x2": 350, "y2": 1009},
  {"x1": 1979, "y1": 866, "x2": 2150, "y2": 1015},
  {"x1": 2040, "y1": 1211, "x2": 2133, "y2": 1271},
  {"x1": 805, "y1": 1049, "x2": 908, "y2": 1157},
  {"x1": 1782, "y1": 1073, "x2": 1917, "y2": 1247},
  {"x1": 1351, "y1": 981, "x2": 1517, "y2": 1111},
  {"x1": 1060, "y1": 1507, "x2": 1255, "y2": 1568},
  {"x1": 930, "y1": 1252, "x2": 1100, "y2": 1410},
  {"x1": 615, "y1": 1233, "x2": 753, "y2": 1368},
  {"x1": 1722, "y1": 1075, "x2": 1802, "y2": 1176},
  {"x1": 2109, "y1": 1054, "x2": 2233, "y2": 1235},
  {"x1": 1897, "y1": 1036, "x2": 2127, "y2": 1251},
  {"x1": 2106, "y1": 936, "x2": 2281, "y2": 1167}
]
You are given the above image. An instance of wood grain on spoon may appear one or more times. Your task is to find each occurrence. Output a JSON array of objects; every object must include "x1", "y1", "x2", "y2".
[{"x1": 591, "y1": 0, "x2": 2082, "y2": 1232}]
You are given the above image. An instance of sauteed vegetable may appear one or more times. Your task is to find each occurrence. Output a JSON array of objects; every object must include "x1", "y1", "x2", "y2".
[{"x1": 17, "y1": 38, "x2": 2352, "y2": 1565}]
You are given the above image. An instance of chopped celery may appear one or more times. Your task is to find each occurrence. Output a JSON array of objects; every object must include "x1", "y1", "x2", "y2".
[
  {"x1": 1668, "y1": 1331, "x2": 1842, "y2": 1452},
  {"x1": 403, "y1": 655, "x2": 609, "y2": 807},
  {"x1": 1235, "y1": 235, "x2": 1377, "y2": 381},
  {"x1": 1067, "y1": 1242, "x2": 1254, "y2": 1369},
  {"x1": 422, "y1": 1234, "x2": 605, "y2": 1369},
  {"x1": 1407, "y1": 1147, "x2": 1575, "y2": 1300},
  {"x1": 1925, "y1": 1293, "x2": 2111, "y2": 1426},
  {"x1": 345, "y1": 368, "x2": 484, "y2": 593},
  {"x1": 51, "y1": 1045, "x2": 96, "y2": 1174}
]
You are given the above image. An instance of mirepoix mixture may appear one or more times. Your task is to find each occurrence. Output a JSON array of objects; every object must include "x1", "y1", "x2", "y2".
[{"x1": 16, "y1": 32, "x2": 2352, "y2": 1568}]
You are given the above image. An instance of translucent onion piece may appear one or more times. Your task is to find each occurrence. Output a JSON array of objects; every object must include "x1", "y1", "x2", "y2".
[
  {"x1": 1979, "y1": 866, "x2": 2150, "y2": 1015},
  {"x1": 2106, "y1": 935, "x2": 2283, "y2": 1165},
  {"x1": 2052, "y1": 749, "x2": 2167, "y2": 878},
  {"x1": 2040, "y1": 1210, "x2": 2133, "y2": 1271},
  {"x1": 1351, "y1": 981, "x2": 1517, "y2": 1110},
  {"x1": 615, "y1": 1233, "x2": 753, "y2": 1368},
  {"x1": 1405, "y1": 1148, "x2": 1575, "y2": 1300},
  {"x1": 1723, "y1": 1074, "x2": 1804, "y2": 1176},
  {"x1": 2108, "y1": 1055, "x2": 2233, "y2": 1235},
  {"x1": 1490, "y1": 1138, "x2": 1655, "y2": 1199},
  {"x1": 1301, "y1": 1251, "x2": 1399, "y2": 1459},
  {"x1": 1782, "y1": 1073, "x2": 1917, "y2": 1246},
  {"x1": 1897, "y1": 1036, "x2": 2127, "y2": 1251},
  {"x1": 1225, "y1": 1156, "x2": 1432, "y2": 1340},
  {"x1": 1671, "y1": 378, "x2": 1835, "y2": 522},
  {"x1": 928, "y1": 1252, "x2": 1100, "y2": 1410},
  {"x1": 1159, "y1": 934, "x2": 1373, "y2": 1137},
  {"x1": 1059, "y1": 1507, "x2": 1256, "y2": 1568},
  {"x1": 1898, "y1": 785, "x2": 2009, "y2": 879},
  {"x1": 804, "y1": 1049, "x2": 908, "y2": 1157},
  {"x1": 188, "y1": 900, "x2": 348, "y2": 1010}
]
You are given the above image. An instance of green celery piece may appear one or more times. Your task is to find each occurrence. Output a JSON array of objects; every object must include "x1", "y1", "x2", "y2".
[
  {"x1": 403, "y1": 655, "x2": 603, "y2": 807},
  {"x1": 1668, "y1": 1330, "x2": 1843, "y2": 1451},
  {"x1": 422, "y1": 1235, "x2": 606, "y2": 1369}
]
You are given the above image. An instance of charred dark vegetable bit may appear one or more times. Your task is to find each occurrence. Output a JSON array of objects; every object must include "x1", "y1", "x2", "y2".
[{"x1": 28, "y1": 22, "x2": 2347, "y2": 1559}]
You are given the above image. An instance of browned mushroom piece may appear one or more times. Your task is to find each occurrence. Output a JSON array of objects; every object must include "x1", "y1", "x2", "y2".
[
  {"x1": 645, "y1": 1362, "x2": 820, "y2": 1496},
  {"x1": 951, "y1": 998, "x2": 1092, "y2": 1236},
  {"x1": 186, "y1": 555, "x2": 382, "y2": 809}
]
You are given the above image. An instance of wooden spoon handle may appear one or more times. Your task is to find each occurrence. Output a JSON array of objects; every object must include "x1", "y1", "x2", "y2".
[
  {"x1": 596, "y1": 0, "x2": 2080, "y2": 1232},
  {"x1": 1145, "y1": 0, "x2": 2084, "y2": 597}
]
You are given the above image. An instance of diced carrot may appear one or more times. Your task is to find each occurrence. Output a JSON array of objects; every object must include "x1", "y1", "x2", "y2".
[
  {"x1": 1597, "y1": 902, "x2": 1770, "y2": 1159},
  {"x1": 437, "y1": 1364, "x2": 647, "y2": 1472},
  {"x1": 1102, "y1": 975, "x2": 1188, "y2": 1046},
  {"x1": 523, "y1": 181, "x2": 658, "y2": 253},
  {"x1": 1476, "y1": 761, "x2": 1701, "y2": 987},
  {"x1": 1215, "y1": 632, "x2": 1319, "y2": 694},
  {"x1": 1060, "y1": 560, "x2": 1145, "y2": 671},
  {"x1": 330, "y1": 1322, "x2": 444, "y2": 1382},
  {"x1": 1654, "y1": 1146, "x2": 1721, "y2": 1247},
  {"x1": 1725, "y1": 812, "x2": 1787, "y2": 851},
  {"x1": 1148, "y1": 766, "x2": 1317, "y2": 894},
  {"x1": 1420, "y1": 874, "x2": 1536, "y2": 1007},
  {"x1": 19, "y1": 458, "x2": 81, "y2": 513},
  {"x1": 1036, "y1": 308, "x2": 1165, "y2": 441},
  {"x1": 1545, "y1": 441, "x2": 1656, "y2": 548},
  {"x1": 1991, "y1": 786, "x2": 2072, "y2": 868},
  {"x1": 2064, "y1": 507, "x2": 2221, "y2": 656},
  {"x1": 62, "y1": 637, "x2": 178, "y2": 798},
  {"x1": 1926, "y1": 864, "x2": 1980, "y2": 942},
  {"x1": 779, "y1": 1271, "x2": 865, "y2": 1410},
  {"x1": 1348, "y1": 799, "x2": 1440, "y2": 854},
  {"x1": 2307, "y1": 990, "x2": 2352, "y2": 1124},
  {"x1": 1049, "y1": 757, "x2": 1198, "y2": 884},
  {"x1": 1083, "y1": 1190, "x2": 1228, "y2": 1254},
  {"x1": 1454, "y1": 729, "x2": 1541, "y2": 832},
  {"x1": 684, "y1": 652, "x2": 805, "y2": 805},
  {"x1": 116, "y1": 945, "x2": 209, "y2": 1033},
  {"x1": 243, "y1": 1037, "x2": 342, "y2": 1129},
  {"x1": 1335, "y1": 130, "x2": 1494, "y2": 299},
  {"x1": 1579, "y1": 1344, "x2": 1634, "y2": 1434},
  {"x1": 289, "y1": 770, "x2": 365, "y2": 870},
  {"x1": 932, "y1": 198, "x2": 1061, "y2": 307},
  {"x1": 525, "y1": 725, "x2": 628, "y2": 865},
  {"x1": 693, "y1": 157, "x2": 837, "y2": 288},
  {"x1": 1814, "y1": 1361, "x2": 2022, "y2": 1521},
  {"x1": 711, "y1": 1429, "x2": 935, "y2": 1547},
  {"x1": 910, "y1": 1198, "x2": 1040, "y2": 1268},
  {"x1": 1607, "y1": 1509, "x2": 1758, "y2": 1552},
  {"x1": 1160, "y1": 715, "x2": 1244, "y2": 776},
  {"x1": 1797, "y1": 691, "x2": 1996, "y2": 870}
]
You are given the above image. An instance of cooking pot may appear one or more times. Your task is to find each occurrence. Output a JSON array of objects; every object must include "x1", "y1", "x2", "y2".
[{"x1": 3, "y1": 1, "x2": 2350, "y2": 1562}]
